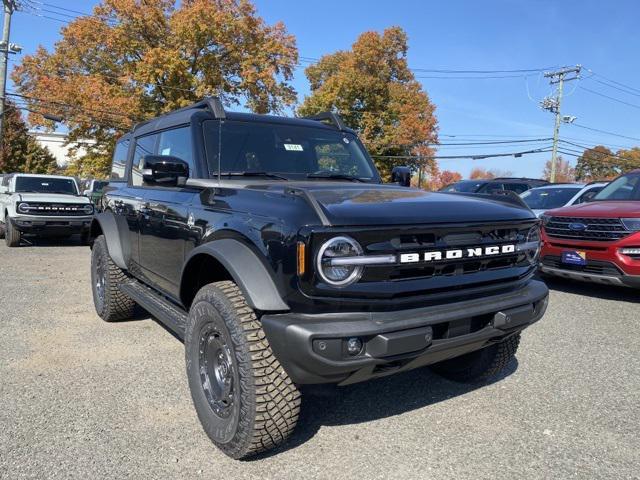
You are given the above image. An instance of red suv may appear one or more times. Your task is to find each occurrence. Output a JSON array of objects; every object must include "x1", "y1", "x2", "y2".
[{"x1": 540, "y1": 170, "x2": 640, "y2": 287}]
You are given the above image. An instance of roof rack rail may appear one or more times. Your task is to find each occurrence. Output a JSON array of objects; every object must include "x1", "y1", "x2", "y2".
[
  {"x1": 303, "y1": 112, "x2": 347, "y2": 131},
  {"x1": 131, "y1": 96, "x2": 226, "y2": 132}
]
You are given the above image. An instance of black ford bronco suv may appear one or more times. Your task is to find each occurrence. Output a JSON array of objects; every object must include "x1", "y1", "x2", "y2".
[{"x1": 89, "y1": 98, "x2": 548, "y2": 459}]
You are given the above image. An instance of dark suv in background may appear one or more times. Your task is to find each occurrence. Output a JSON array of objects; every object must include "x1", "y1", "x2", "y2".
[
  {"x1": 441, "y1": 177, "x2": 549, "y2": 195},
  {"x1": 88, "y1": 98, "x2": 548, "y2": 459}
]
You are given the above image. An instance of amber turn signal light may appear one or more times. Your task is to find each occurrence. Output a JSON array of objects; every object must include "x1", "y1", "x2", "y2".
[{"x1": 297, "y1": 242, "x2": 306, "y2": 276}]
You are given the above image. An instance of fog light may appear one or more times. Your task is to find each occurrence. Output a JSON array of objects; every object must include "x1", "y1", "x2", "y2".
[{"x1": 346, "y1": 337, "x2": 363, "y2": 356}]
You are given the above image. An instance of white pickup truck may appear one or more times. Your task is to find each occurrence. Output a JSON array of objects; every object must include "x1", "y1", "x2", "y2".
[{"x1": 0, "y1": 173, "x2": 94, "y2": 247}]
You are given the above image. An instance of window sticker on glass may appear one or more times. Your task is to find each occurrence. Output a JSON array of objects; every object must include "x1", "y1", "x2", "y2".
[{"x1": 284, "y1": 143, "x2": 303, "y2": 151}]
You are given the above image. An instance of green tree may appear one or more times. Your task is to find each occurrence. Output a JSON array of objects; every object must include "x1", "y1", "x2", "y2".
[
  {"x1": 12, "y1": 0, "x2": 299, "y2": 178},
  {"x1": 297, "y1": 27, "x2": 438, "y2": 180},
  {"x1": 0, "y1": 100, "x2": 57, "y2": 174},
  {"x1": 574, "y1": 146, "x2": 640, "y2": 181}
]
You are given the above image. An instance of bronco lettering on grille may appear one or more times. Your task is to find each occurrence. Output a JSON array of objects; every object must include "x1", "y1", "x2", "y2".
[{"x1": 400, "y1": 244, "x2": 516, "y2": 263}]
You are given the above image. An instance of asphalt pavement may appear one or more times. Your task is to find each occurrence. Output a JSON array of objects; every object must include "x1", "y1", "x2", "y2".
[{"x1": 0, "y1": 238, "x2": 638, "y2": 479}]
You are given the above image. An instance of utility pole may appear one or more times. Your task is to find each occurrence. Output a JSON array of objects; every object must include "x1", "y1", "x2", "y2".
[
  {"x1": 541, "y1": 65, "x2": 581, "y2": 182},
  {"x1": 0, "y1": 0, "x2": 18, "y2": 145}
]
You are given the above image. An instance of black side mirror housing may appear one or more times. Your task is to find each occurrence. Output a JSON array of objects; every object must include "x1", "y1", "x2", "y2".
[
  {"x1": 391, "y1": 166, "x2": 412, "y2": 187},
  {"x1": 141, "y1": 155, "x2": 189, "y2": 187}
]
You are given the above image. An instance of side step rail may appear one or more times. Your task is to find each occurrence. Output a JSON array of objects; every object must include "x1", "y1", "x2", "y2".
[{"x1": 119, "y1": 281, "x2": 188, "y2": 339}]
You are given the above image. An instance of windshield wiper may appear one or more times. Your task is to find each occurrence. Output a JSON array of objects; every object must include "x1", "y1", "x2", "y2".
[
  {"x1": 306, "y1": 172, "x2": 367, "y2": 182},
  {"x1": 223, "y1": 171, "x2": 288, "y2": 181}
]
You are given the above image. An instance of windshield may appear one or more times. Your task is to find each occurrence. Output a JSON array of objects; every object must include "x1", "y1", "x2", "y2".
[
  {"x1": 441, "y1": 180, "x2": 486, "y2": 193},
  {"x1": 94, "y1": 181, "x2": 108, "y2": 192},
  {"x1": 521, "y1": 187, "x2": 580, "y2": 210},
  {"x1": 594, "y1": 173, "x2": 640, "y2": 201},
  {"x1": 204, "y1": 120, "x2": 378, "y2": 181},
  {"x1": 14, "y1": 176, "x2": 78, "y2": 195}
]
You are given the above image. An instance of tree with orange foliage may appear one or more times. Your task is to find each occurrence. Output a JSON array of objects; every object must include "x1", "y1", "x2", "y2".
[
  {"x1": 297, "y1": 27, "x2": 438, "y2": 180},
  {"x1": 12, "y1": 0, "x2": 298, "y2": 177},
  {"x1": 469, "y1": 167, "x2": 514, "y2": 179},
  {"x1": 542, "y1": 157, "x2": 575, "y2": 183}
]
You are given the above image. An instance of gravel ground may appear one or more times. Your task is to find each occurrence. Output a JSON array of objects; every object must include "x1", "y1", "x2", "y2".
[{"x1": 0, "y1": 238, "x2": 638, "y2": 480}]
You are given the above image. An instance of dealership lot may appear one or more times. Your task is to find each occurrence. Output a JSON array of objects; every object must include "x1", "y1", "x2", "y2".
[{"x1": 0, "y1": 241, "x2": 638, "y2": 480}]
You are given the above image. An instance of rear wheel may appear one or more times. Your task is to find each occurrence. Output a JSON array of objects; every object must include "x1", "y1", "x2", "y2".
[
  {"x1": 185, "y1": 281, "x2": 301, "y2": 459},
  {"x1": 430, "y1": 334, "x2": 520, "y2": 383},
  {"x1": 5, "y1": 219, "x2": 21, "y2": 247},
  {"x1": 91, "y1": 235, "x2": 135, "y2": 321}
]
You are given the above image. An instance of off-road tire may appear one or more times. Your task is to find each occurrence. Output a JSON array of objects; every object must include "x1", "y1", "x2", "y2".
[
  {"x1": 430, "y1": 333, "x2": 521, "y2": 383},
  {"x1": 90, "y1": 235, "x2": 135, "y2": 322},
  {"x1": 185, "y1": 281, "x2": 301, "y2": 460},
  {"x1": 5, "y1": 219, "x2": 21, "y2": 247}
]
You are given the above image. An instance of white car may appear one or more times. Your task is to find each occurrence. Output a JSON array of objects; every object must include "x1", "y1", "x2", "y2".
[
  {"x1": 0, "y1": 173, "x2": 94, "y2": 247},
  {"x1": 520, "y1": 182, "x2": 608, "y2": 217}
]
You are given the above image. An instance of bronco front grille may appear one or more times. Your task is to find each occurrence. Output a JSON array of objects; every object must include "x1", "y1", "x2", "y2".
[
  {"x1": 545, "y1": 217, "x2": 629, "y2": 242},
  {"x1": 345, "y1": 222, "x2": 537, "y2": 282},
  {"x1": 18, "y1": 203, "x2": 92, "y2": 216}
]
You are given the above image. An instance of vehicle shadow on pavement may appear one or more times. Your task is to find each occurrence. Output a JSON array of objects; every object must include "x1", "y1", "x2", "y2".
[
  {"x1": 540, "y1": 276, "x2": 639, "y2": 303},
  {"x1": 256, "y1": 358, "x2": 518, "y2": 459},
  {"x1": 16, "y1": 235, "x2": 89, "y2": 248}
]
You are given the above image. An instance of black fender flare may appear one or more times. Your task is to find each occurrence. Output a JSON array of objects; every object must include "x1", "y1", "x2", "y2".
[
  {"x1": 90, "y1": 212, "x2": 130, "y2": 270},
  {"x1": 182, "y1": 239, "x2": 289, "y2": 312}
]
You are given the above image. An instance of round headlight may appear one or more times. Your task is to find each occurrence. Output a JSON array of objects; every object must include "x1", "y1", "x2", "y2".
[
  {"x1": 316, "y1": 236, "x2": 364, "y2": 287},
  {"x1": 82, "y1": 204, "x2": 94, "y2": 215},
  {"x1": 17, "y1": 203, "x2": 30, "y2": 213},
  {"x1": 525, "y1": 225, "x2": 541, "y2": 264}
]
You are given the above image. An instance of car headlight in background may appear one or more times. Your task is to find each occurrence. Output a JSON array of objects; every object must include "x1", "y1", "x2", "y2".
[
  {"x1": 316, "y1": 236, "x2": 364, "y2": 286},
  {"x1": 82, "y1": 204, "x2": 95, "y2": 215},
  {"x1": 17, "y1": 202, "x2": 30, "y2": 213},
  {"x1": 620, "y1": 218, "x2": 640, "y2": 231}
]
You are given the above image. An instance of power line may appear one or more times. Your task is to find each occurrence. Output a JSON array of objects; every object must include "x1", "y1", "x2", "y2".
[
  {"x1": 371, "y1": 147, "x2": 552, "y2": 160},
  {"x1": 572, "y1": 123, "x2": 640, "y2": 142},
  {"x1": 579, "y1": 85, "x2": 640, "y2": 110},
  {"x1": 590, "y1": 72, "x2": 640, "y2": 95},
  {"x1": 589, "y1": 78, "x2": 640, "y2": 99}
]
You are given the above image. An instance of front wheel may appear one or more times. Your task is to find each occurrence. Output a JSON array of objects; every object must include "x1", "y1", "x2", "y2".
[
  {"x1": 90, "y1": 235, "x2": 136, "y2": 321},
  {"x1": 430, "y1": 334, "x2": 521, "y2": 383},
  {"x1": 185, "y1": 281, "x2": 301, "y2": 459},
  {"x1": 5, "y1": 219, "x2": 21, "y2": 247}
]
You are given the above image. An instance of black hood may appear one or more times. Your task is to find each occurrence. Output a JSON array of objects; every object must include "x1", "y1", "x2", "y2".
[{"x1": 246, "y1": 182, "x2": 535, "y2": 226}]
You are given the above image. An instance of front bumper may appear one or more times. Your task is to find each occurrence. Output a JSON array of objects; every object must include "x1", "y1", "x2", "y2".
[
  {"x1": 10, "y1": 216, "x2": 93, "y2": 235},
  {"x1": 262, "y1": 280, "x2": 548, "y2": 385},
  {"x1": 540, "y1": 231, "x2": 640, "y2": 288}
]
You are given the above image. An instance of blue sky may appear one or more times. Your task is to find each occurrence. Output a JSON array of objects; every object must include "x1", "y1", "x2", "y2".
[{"x1": 7, "y1": 0, "x2": 640, "y2": 178}]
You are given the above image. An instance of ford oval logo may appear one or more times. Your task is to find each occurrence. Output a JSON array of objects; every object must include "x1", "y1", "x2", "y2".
[{"x1": 568, "y1": 222, "x2": 587, "y2": 231}]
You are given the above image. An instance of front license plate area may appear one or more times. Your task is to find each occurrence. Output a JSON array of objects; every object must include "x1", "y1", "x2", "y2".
[{"x1": 561, "y1": 250, "x2": 587, "y2": 266}]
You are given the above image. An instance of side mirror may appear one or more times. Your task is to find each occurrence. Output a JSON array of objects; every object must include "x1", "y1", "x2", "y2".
[
  {"x1": 391, "y1": 166, "x2": 412, "y2": 187},
  {"x1": 141, "y1": 155, "x2": 189, "y2": 187}
]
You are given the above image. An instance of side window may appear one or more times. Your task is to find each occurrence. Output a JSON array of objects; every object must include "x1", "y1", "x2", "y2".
[
  {"x1": 131, "y1": 134, "x2": 159, "y2": 187},
  {"x1": 504, "y1": 183, "x2": 529, "y2": 194},
  {"x1": 110, "y1": 139, "x2": 130, "y2": 180},
  {"x1": 482, "y1": 183, "x2": 504, "y2": 194},
  {"x1": 157, "y1": 127, "x2": 194, "y2": 175}
]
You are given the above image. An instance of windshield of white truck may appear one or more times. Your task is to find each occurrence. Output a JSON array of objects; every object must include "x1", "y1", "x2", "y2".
[{"x1": 14, "y1": 177, "x2": 78, "y2": 195}]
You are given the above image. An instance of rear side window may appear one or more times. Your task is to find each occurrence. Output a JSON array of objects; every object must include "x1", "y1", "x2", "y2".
[
  {"x1": 504, "y1": 183, "x2": 529, "y2": 194},
  {"x1": 110, "y1": 139, "x2": 130, "y2": 180}
]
